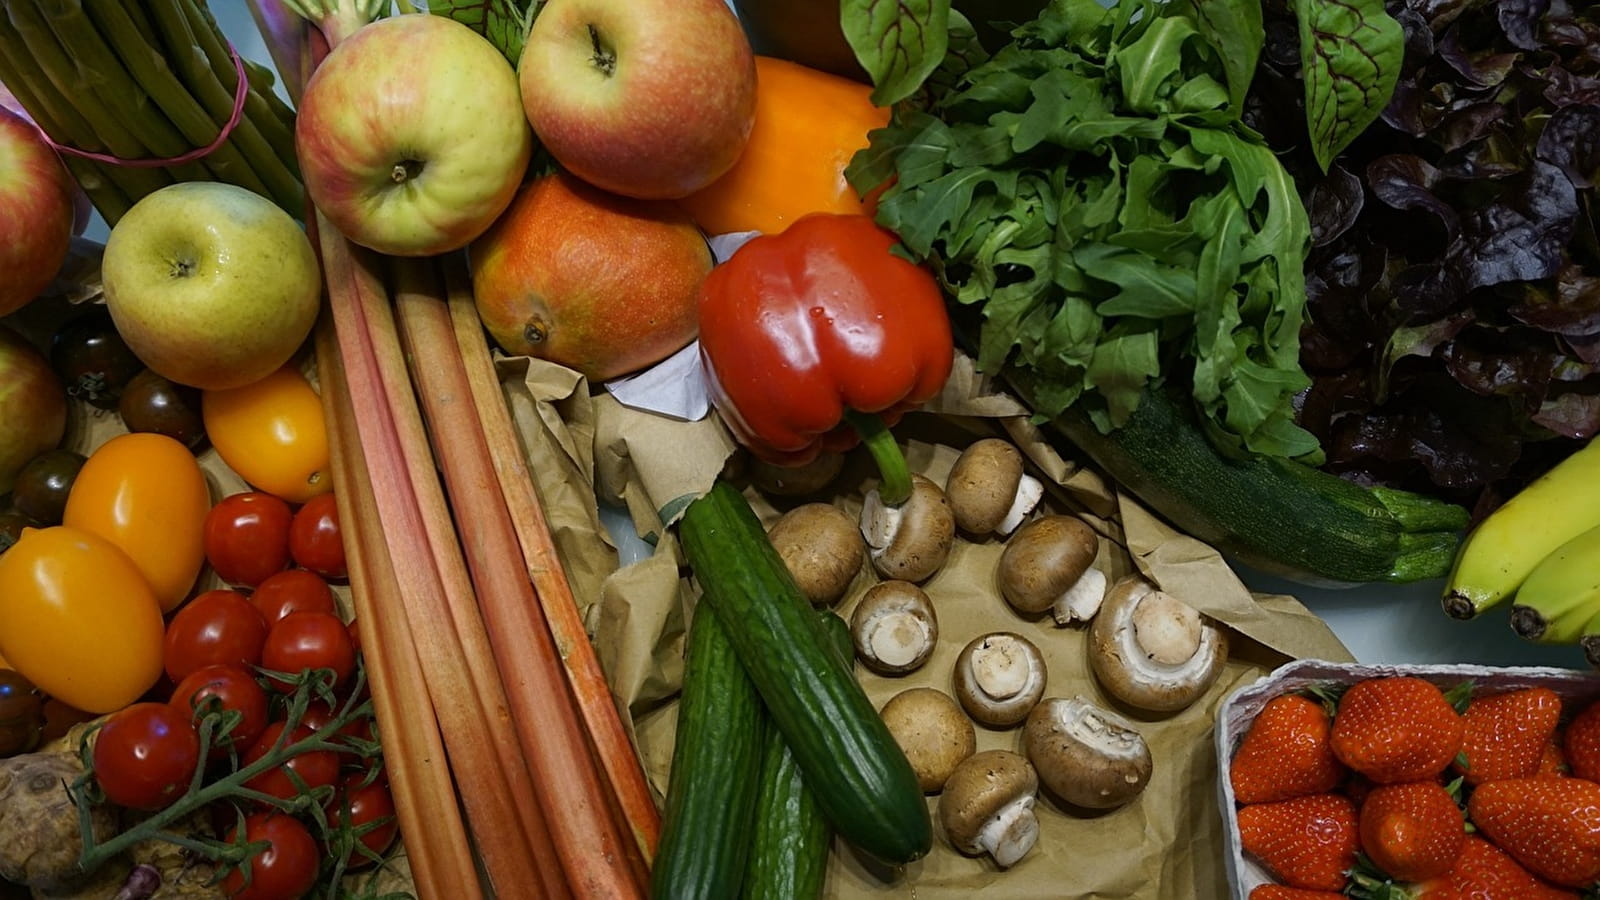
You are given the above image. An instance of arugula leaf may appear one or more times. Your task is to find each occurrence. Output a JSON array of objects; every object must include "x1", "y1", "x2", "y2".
[
  {"x1": 851, "y1": 0, "x2": 1323, "y2": 462},
  {"x1": 1292, "y1": 0, "x2": 1405, "y2": 172},
  {"x1": 840, "y1": 0, "x2": 952, "y2": 106},
  {"x1": 427, "y1": 0, "x2": 537, "y2": 65},
  {"x1": 1187, "y1": 0, "x2": 1264, "y2": 113}
]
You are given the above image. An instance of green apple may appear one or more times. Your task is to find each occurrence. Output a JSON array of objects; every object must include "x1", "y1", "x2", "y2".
[{"x1": 101, "y1": 182, "x2": 321, "y2": 391}]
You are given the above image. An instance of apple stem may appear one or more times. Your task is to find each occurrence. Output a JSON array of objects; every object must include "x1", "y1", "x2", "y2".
[{"x1": 587, "y1": 25, "x2": 617, "y2": 77}]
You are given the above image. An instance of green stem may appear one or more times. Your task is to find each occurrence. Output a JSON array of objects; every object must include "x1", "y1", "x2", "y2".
[
  {"x1": 146, "y1": 0, "x2": 305, "y2": 212},
  {"x1": 76, "y1": 697, "x2": 375, "y2": 872},
  {"x1": 17, "y1": 1, "x2": 217, "y2": 188},
  {"x1": 0, "y1": 7, "x2": 172, "y2": 210},
  {"x1": 843, "y1": 409, "x2": 912, "y2": 506},
  {"x1": 0, "y1": 43, "x2": 132, "y2": 221},
  {"x1": 277, "y1": 0, "x2": 388, "y2": 47},
  {"x1": 66, "y1": 1, "x2": 273, "y2": 198},
  {"x1": 177, "y1": 1, "x2": 303, "y2": 168}
]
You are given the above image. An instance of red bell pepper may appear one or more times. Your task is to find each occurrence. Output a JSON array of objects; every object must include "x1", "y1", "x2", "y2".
[{"x1": 697, "y1": 213, "x2": 954, "y2": 505}]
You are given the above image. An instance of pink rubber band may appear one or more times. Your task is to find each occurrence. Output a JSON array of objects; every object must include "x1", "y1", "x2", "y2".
[{"x1": 45, "y1": 42, "x2": 249, "y2": 168}]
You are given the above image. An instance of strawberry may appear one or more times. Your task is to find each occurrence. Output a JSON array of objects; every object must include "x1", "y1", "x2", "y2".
[
  {"x1": 1359, "y1": 780, "x2": 1466, "y2": 881},
  {"x1": 1467, "y1": 776, "x2": 1600, "y2": 887},
  {"x1": 1232, "y1": 693, "x2": 1347, "y2": 804},
  {"x1": 1238, "y1": 792, "x2": 1360, "y2": 891},
  {"x1": 1249, "y1": 886, "x2": 1346, "y2": 899},
  {"x1": 1540, "y1": 738, "x2": 1570, "y2": 778},
  {"x1": 1331, "y1": 677, "x2": 1465, "y2": 784},
  {"x1": 1349, "y1": 835, "x2": 1578, "y2": 899},
  {"x1": 1453, "y1": 687, "x2": 1562, "y2": 785},
  {"x1": 1562, "y1": 698, "x2": 1600, "y2": 782}
]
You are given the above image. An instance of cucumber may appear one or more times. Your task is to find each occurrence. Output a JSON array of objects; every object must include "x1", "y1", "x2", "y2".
[
  {"x1": 1010, "y1": 372, "x2": 1470, "y2": 585},
  {"x1": 679, "y1": 481, "x2": 932, "y2": 864},
  {"x1": 742, "y1": 612, "x2": 855, "y2": 900},
  {"x1": 650, "y1": 601, "x2": 766, "y2": 900}
]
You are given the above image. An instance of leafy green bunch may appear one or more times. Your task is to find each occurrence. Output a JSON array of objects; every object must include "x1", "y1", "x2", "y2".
[{"x1": 850, "y1": 0, "x2": 1335, "y2": 461}]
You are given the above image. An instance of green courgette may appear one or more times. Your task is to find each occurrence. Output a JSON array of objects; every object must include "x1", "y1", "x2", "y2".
[
  {"x1": 1011, "y1": 373, "x2": 1470, "y2": 585},
  {"x1": 679, "y1": 481, "x2": 932, "y2": 865},
  {"x1": 742, "y1": 612, "x2": 854, "y2": 900},
  {"x1": 650, "y1": 601, "x2": 766, "y2": 900}
]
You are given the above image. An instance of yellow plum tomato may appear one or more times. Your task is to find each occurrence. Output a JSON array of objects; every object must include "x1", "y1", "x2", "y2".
[
  {"x1": 62, "y1": 432, "x2": 211, "y2": 613},
  {"x1": 202, "y1": 366, "x2": 331, "y2": 505},
  {"x1": 0, "y1": 525, "x2": 165, "y2": 714}
]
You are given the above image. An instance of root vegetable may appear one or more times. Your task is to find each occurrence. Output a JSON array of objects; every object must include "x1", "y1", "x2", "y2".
[{"x1": 0, "y1": 749, "x2": 117, "y2": 890}]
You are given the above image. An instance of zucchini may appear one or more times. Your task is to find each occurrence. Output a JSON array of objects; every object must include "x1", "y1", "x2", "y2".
[
  {"x1": 1010, "y1": 373, "x2": 1470, "y2": 585},
  {"x1": 742, "y1": 612, "x2": 855, "y2": 900},
  {"x1": 650, "y1": 601, "x2": 766, "y2": 900},
  {"x1": 679, "y1": 482, "x2": 932, "y2": 864}
]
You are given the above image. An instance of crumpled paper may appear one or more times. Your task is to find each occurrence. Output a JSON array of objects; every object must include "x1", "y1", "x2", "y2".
[{"x1": 494, "y1": 344, "x2": 1355, "y2": 899}]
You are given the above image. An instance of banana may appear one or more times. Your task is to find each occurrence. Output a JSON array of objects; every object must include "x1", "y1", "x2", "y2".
[
  {"x1": 1508, "y1": 523, "x2": 1600, "y2": 644},
  {"x1": 1442, "y1": 436, "x2": 1600, "y2": 620}
]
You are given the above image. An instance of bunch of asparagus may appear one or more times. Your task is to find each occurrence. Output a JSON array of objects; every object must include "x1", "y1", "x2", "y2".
[{"x1": 0, "y1": 1, "x2": 301, "y2": 224}]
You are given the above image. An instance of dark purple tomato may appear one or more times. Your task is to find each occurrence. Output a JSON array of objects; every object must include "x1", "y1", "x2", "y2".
[
  {"x1": 50, "y1": 308, "x2": 143, "y2": 410},
  {"x1": 11, "y1": 449, "x2": 86, "y2": 525},
  {"x1": 118, "y1": 369, "x2": 206, "y2": 450}
]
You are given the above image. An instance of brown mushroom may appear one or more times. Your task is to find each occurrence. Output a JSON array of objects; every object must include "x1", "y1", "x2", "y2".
[
  {"x1": 938, "y1": 749, "x2": 1040, "y2": 868},
  {"x1": 748, "y1": 451, "x2": 846, "y2": 497},
  {"x1": 1023, "y1": 696, "x2": 1152, "y2": 809},
  {"x1": 860, "y1": 474, "x2": 955, "y2": 583},
  {"x1": 952, "y1": 632, "x2": 1047, "y2": 728},
  {"x1": 879, "y1": 687, "x2": 976, "y2": 793},
  {"x1": 850, "y1": 581, "x2": 938, "y2": 675},
  {"x1": 998, "y1": 514, "x2": 1106, "y2": 625},
  {"x1": 767, "y1": 503, "x2": 865, "y2": 607},
  {"x1": 1088, "y1": 577, "x2": 1229, "y2": 713},
  {"x1": 946, "y1": 438, "x2": 1044, "y2": 537}
]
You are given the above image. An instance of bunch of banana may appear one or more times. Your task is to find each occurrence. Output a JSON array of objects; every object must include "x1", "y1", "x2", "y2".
[{"x1": 1442, "y1": 436, "x2": 1600, "y2": 662}]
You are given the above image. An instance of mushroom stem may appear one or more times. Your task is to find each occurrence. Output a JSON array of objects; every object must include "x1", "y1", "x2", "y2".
[
  {"x1": 1052, "y1": 567, "x2": 1108, "y2": 626},
  {"x1": 976, "y1": 795, "x2": 1039, "y2": 868},
  {"x1": 843, "y1": 409, "x2": 911, "y2": 507},
  {"x1": 996, "y1": 474, "x2": 1045, "y2": 536}
]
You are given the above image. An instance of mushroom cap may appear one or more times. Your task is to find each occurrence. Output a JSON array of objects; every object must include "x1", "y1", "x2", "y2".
[
  {"x1": 861, "y1": 474, "x2": 956, "y2": 583},
  {"x1": 946, "y1": 438, "x2": 1025, "y2": 535},
  {"x1": 768, "y1": 502, "x2": 865, "y2": 607},
  {"x1": 938, "y1": 749, "x2": 1040, "y2": 861},
  {"x1": 850, "y1": 580, "x2": 939, "y2": 675},
  {"x1": 952, "y1": 632, "x2": 1048, "y2": 728},
  {"x1": 879, "y1": 687, "x2": 977, "y2": 792},
  {"x1": 1088, "y1": 577, "x2": 1230, "y2": 713},
  {"x1": 747, "y1": 450, "x2": 846, "y2": 497},
  {"x1": 1024, "y1": 696, "x2": 1153, "y2": 809},
  {"x1": 998, "y1": 515, "x2": 1099, "y2": 616}
]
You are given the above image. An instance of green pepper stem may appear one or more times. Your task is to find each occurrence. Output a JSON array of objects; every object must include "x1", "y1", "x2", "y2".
[{"x1": 844, "y1": 410, "x2": 912, "y2": 507}]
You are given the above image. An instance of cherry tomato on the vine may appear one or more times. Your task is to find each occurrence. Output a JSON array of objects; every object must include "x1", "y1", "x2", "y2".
[
  {"x1": 299, "y1": 699, "x2": 376, "y2": 762},
  {"x1": 249, "y1": 570, "x2": 336, "y2": 626},
  {"x1": 288, "y1": 493, "x2": 345, "y2": 580},
  {"x1": 223, "y1": 812, "x2": 319, "y2": 900},
  {"x1": 92, "y1": 702, "x2": 201, "y2": 811},
  {"x1": 164, "y1": 590, "x2": 269, "y2": 685},
  {"x1": 242, "y1": 721, "x2": 340, "y2": 803},
  {"x1": 168, "y1": 664, "x2": 268, "y2": 758},
  {"x1": 261, "y1": 612, "x2": 355, "y2": 691},
  {"x1": 204, "y1": 492, "x2": 293, "y2": 588},
  {"x1": 328, "y1": 774, "x2": 398, "y2": 867}
]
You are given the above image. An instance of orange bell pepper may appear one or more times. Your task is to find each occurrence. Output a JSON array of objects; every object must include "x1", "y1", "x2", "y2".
[{"x1": 679, "y1": 56, "x2": 890, "y2": 236}]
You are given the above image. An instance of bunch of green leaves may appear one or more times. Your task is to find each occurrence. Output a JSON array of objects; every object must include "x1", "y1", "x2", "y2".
[
  {"x1": 848, "y1": 0, "x2": 1327, "y2": 460},
  {"x1": 422, "y1": 0, "x2": 539, "y2": 64}
]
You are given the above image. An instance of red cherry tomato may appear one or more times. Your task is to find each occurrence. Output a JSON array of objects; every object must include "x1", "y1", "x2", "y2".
[
  {"x1": 203, "y1": 492, "x2": 293, "y2": 588},
  {"x1": 329, "y1": 775, "x2": 398, "y2": 867},
  {"x1": 288, "y1": 493, "x2": 346, "y2": 580},
  {"x1": 261, "y1": 611, "x2": 355, "y2": 691},
  {"x1": 242, "y1": 721, "x2": 340, "y2": 803},
  {"x1": 92, "y1": 702, "x2": 201, "y2": 811},
  {"x1": 163, "y1": 590, "x2": 269, "y2": 685},
  {"x1": 248, "y1": 570, "x2": 336, "y2": 626},
  {"x1": 168, "y1": 664, "x2": 268, "y2": 758},
  {"x1": 223, "y1": 812, "x2": 319, "y2": 900}
]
